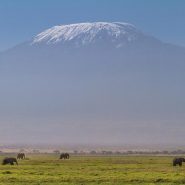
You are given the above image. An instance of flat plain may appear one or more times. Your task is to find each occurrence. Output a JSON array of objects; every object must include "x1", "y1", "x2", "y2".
[{"x1": 0, "y1": 154, "x2": 184, "y2": 185}]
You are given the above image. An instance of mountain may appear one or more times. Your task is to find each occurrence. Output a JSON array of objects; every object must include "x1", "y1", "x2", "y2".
[{"x1": 0, "y1": 22, "x2": 185, "y2": 145}]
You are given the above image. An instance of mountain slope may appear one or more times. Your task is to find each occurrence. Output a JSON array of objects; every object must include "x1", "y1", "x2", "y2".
[{"x1": 0, "y1": 22, "x2": 185, "y2": 145}]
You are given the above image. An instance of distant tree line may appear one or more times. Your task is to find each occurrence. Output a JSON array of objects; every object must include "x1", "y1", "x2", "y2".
[
  {"x1": 69, "y1": 149, "x2": 185, "y2": 155},
  {"x1": 1, "y1": 149, "x2": 185, "y2": 155}
]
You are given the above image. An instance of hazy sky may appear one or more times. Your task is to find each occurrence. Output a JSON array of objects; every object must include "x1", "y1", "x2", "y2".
[{"x1": 0, "y1": 0, "x2": 185, "y2": 51}]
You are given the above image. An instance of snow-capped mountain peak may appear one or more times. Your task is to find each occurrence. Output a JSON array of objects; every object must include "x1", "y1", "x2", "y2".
[{"x1": 32, "y1": 22, "x2": 142, "y2": 47}]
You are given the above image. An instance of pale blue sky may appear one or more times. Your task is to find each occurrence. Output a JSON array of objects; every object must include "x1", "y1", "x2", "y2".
[{"x1": 0, "y1": 0, "x2": 185, "y2": 51}]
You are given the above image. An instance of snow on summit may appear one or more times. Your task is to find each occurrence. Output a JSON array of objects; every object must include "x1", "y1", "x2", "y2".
[{"x1": 32, "y1": 22, "x2": 142, "y2": 47}]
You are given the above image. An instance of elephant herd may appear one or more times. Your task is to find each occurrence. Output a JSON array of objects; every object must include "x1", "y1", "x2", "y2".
[
  {"x1": 1, "y1": 154, "x2": 184, "y2": 167},
  {"x1": 1, "y1": 152, "x2": 70, "y2": 165}
]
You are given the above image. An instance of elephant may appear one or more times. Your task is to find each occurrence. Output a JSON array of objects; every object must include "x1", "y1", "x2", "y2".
[
  {"x1": 2, "y1": 157, "x2": 18, "y2": 165},
  {"x1": 17, "y1": 153, "x2": 25, "y2": 160},
  {"x1": 173, "y1": 158, "x2": 185, "y2": 166},
  {"x1": 60, "y1": 153, "x2": 70, "y2": 159}
]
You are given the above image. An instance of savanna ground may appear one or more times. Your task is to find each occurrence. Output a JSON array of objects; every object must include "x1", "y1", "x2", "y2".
[{"x1": 0, "y1": 154, "x2": 185, "y2": 185}]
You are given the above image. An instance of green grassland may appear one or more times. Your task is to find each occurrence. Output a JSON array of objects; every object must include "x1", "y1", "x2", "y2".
[{"x1": 0, "y1": 154, "x2": 185, "y2": 185}]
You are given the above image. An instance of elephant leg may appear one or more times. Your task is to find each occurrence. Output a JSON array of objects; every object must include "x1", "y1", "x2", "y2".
[
  {"x1": 179, "y1": 162, "x2": 182, "y2": 166},
  {"x1": 10, "y1": 162, "x2": 14, "y2": 165}
]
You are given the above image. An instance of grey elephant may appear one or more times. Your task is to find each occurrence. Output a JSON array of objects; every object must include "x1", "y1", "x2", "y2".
[
  {"x1": 60, "y1": 153, "x2": 70, "y2": 159},
  {"x1": 2, "y1": 157, "x2": 18, "y2": 165},
  {"x1": 17, "y1": 153, "x2": 25, "y2": 160},
  {"x1": 173, "y1": 158, "x2": 185, "y2": 166}
]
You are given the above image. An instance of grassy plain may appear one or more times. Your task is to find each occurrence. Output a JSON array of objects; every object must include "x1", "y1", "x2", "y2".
[{"x1": 0, "y1": 154, "x2": 184, "y2": 185}]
